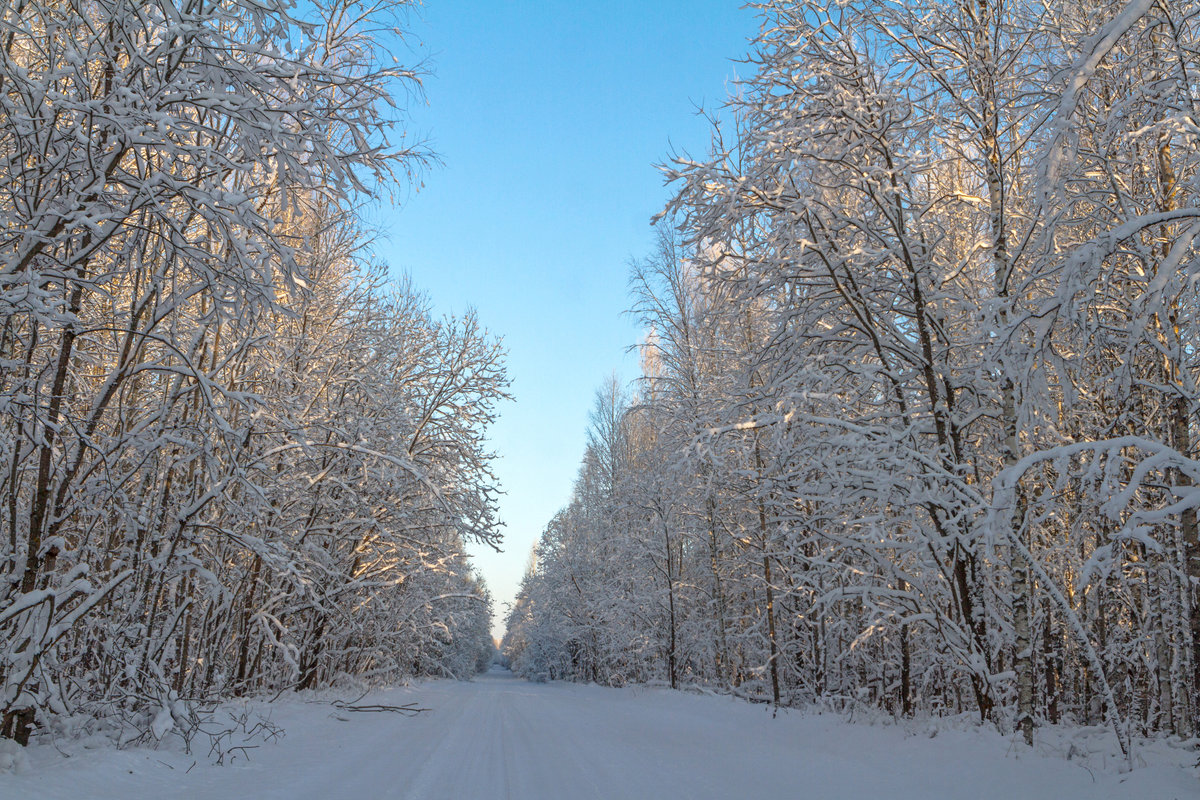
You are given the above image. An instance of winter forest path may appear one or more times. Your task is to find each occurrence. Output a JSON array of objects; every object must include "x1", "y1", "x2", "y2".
[{"x1": 8, "y1": 667, "x2": 1193, "y2": 799}]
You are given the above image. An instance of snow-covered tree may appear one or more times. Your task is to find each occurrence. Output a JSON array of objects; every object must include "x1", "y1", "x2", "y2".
[
  {"x1": 510, "y1": 0, "x2": 1200, "y2": 752},
  {"x1": 0, "y1": 0, "x2": 505, "y2": 745}
]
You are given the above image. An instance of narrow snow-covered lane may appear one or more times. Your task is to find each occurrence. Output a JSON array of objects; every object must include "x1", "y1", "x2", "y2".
[{"x1": 6, "y1": 669, "x2": 1193, "y2": 799}]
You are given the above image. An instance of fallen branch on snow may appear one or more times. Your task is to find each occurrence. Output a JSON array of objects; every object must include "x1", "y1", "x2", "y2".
[{"x1": 329, "y1": 700, "x2": 429, "y2": 716}]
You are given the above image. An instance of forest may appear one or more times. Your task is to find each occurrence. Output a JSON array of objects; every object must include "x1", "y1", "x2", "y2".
[
  {"x1": 0, "y1": 0, "x2": 502, "y2": 746},
  {"x1": 2, "y1": 0, "x2": 1199, "y2": 771},
  {"x1": 504, "y1": 0, "x2": 1200, "y2": 754}
]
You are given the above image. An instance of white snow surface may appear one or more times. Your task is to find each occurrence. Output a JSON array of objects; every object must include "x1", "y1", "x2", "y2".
[{"x1": 2, "y1": 667, "x2": 1196, "y2": 800}]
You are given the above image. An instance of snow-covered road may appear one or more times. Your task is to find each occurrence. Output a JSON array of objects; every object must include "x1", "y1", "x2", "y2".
[{"x1": 4, "y1": 668, "x2": 1195, "y2": 799}]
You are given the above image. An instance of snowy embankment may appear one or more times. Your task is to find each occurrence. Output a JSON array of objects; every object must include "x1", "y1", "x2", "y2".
[{"x1": 1, "y1": 667, "x2": 1195, "y2": 800}]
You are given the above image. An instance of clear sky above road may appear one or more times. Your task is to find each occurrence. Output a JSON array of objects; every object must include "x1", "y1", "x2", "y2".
[{"x1": 374, "y1": 1, "x2": 758, "y2": 638}]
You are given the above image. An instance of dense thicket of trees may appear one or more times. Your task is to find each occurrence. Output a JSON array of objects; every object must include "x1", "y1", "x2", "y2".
[
  {"x1": 506, "y1": 0, "x2": 1200, "y2": 750},
  {"x1": 0, "y1": 0, "x2": 501, "y2": 745}
]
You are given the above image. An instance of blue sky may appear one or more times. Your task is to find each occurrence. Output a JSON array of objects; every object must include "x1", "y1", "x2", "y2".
[{"x1": 373, "y1": 1, "x2": 758, "y2": 638}]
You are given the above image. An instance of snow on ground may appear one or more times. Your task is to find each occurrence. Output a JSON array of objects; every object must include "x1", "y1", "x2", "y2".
[{"x1": 2, "y1": 667, "x2": 1196, "y2": 799}]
